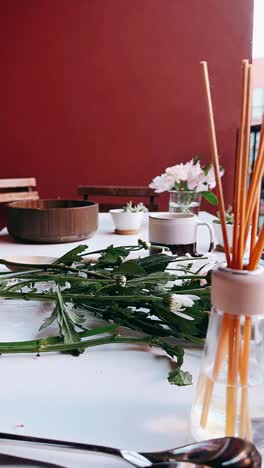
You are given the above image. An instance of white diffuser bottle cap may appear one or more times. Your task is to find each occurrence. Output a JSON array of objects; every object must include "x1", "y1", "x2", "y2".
[{"x1": 211, "y1": 266, "x2": 264, "y2": 316}]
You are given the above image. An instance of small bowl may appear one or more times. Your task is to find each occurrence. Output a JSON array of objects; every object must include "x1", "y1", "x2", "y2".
[
  {"x1": 109, "y1": 209, "x2": 144, "y2": 235},
  {"x1": 6, "y1": 200, "x2": 98, "y2": 243}
]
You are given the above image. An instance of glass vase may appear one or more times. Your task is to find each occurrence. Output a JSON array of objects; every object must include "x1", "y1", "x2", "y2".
[
  {"x1": 190, "y1": 266, "x2": 264, "y2": 452},
  {"x1": 168, "y1": 190, "x2": 201, "y2": 215}
]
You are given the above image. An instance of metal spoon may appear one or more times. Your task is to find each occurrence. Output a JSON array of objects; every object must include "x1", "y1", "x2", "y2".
[{"x1": 0, "y1": 432, "x2": 261, "y2": 467}]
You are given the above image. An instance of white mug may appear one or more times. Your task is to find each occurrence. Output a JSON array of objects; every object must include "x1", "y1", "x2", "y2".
[{"x1": 149, "y1": 212, "x2": 214, "y2": 256}]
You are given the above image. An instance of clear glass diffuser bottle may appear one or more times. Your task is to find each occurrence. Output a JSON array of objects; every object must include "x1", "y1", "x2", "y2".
[{"x1": 191, "y1": 266, "x2": 264, "y2": 450}]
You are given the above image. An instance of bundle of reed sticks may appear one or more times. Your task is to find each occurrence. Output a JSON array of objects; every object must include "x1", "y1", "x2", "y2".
[{"x1": 199, "y1": 59, "x2": 264, "y2": 438}]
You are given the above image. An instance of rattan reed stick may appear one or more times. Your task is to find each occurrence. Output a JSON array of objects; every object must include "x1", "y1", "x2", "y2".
[
  {"x1": 250, "y1": 188, "x2": 261, "y2": 256},
  {"x1": 249, "y1": 225, "x2": 264, "y2": 270},
  {"x1": 200, "y1": 314, "x2": 229, "y2": 427},
  {"x1": 200, "y1": 61, "x2": 231, "y2": 266},
  {"x1": 239, "y1": 316, "x2": 252, "y2": 436},
  {"x1": 237, "y1": 64, "x2": 252, "y2": 268},
  {"x1": 226, "y1": 315, "x2": 241, "y2": 435},
  {"x1": 232, "y1": 60, "x2": 249, "y2": 265}
]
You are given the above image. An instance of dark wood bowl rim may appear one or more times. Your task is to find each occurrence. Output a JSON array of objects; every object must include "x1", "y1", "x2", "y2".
[{"x1": 7, "y1": 199, "x2": 99, "y2": 211}]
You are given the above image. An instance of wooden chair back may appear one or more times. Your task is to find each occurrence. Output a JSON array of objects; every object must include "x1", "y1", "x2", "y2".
[
  {"x1": 0, "y1": 178, "x2": 39, "y2": 203},
  {"x1": 77, "y1": 185, "x2": 159, "y2": 212}
]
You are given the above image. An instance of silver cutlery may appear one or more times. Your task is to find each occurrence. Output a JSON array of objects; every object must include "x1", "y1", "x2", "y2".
[{"x1": 0, "y1": 432, "x2": 261, "y2": 467}]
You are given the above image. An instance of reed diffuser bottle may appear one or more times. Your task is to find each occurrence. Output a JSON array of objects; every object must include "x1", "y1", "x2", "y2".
[
  {"x1": 191, "y1": 58, "x2": 264, "y2": 449},
  {"x1": 191, "y1": 266, "x2": 264, "y2": 442}
]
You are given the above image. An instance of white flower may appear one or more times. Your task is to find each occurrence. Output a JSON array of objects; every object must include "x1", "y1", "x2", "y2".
[
  {"x1": 149, "y1": 173, "x2": 174, "y2": 193},
  {"x1": 150, "y1": 159, "x2": 224, "y2": 194},
  {"x1": 165, "y1": 162, "x2": 192, "y2": 182},
  {"x1": 196, "y1": 182, "x2": 208, "y2": 192},
  {"x1": 81, "y1": 255, "x2": 100, "y2": 264},
  {"x1": 167, "y1": 293, "x2": 200, "y2": 320},
  {"x1": 187, "y1": 161, "x2": 207, "y2": 191},
  {"x1": 206, "y1": 166, "x2": 224, "y2": 189},
  {"x1": 205, "y1": 166, "x2": 216, "y2": 189}
]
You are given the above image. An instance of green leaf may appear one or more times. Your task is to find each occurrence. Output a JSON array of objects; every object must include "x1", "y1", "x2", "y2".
[
  {"x1": 97, "y1": 245, "x2": 130, "y2": 266},
  {"x1": 122, "y1": 201, "x2": 147, "y2": 212},
  {"x1": 128, "y1": 271, "x2": 175, "y2": 286},
  {"x1": 151, "y1": 301, "x2": 200, "y2": 336},
  {"x1": 55, "y1": 287, "x2": 82, "y2": 344},
  {"x1": 67, "y1": 308, "x2": 86, "y2": 326},
  {"x1": 203, "y1": 162, "x2": 212, "y2": 175},
  {"x1": 115, "y1": 260, "x2": 146, "y2": 275},
  {"x1": 39, "y1": 306, "x2": 58, "y2": 331},
  {"x1": 183, "y1": 181, "x2": 189, "y2": 191},
  {"x1": 0, "y1": 240, "x2": 210, "y2": 385},
  {"x1": 201, "y1": 191, "x2": 218, "y2": 205},
  {"x1": 193, "y1": 155, "x2": 200, "y2": 165},
  {"x1": 69, "y1": 281, "x2": 103, "y2": 294},
  {"x1": 54, "y1": 245, "x2": 88, "y2": 265},
  {"x1": 137, "y1": 254, "x2": 175, "y2": 273},
  {"x1": 214, "y1": 207, "x2": 234, "y2": 225},
  {"x1": 168, "y1": 369, "x2": 192, "y2": 386},
  {"x1": 161, "y1": 342, "x2": 184, "y2": 366}
]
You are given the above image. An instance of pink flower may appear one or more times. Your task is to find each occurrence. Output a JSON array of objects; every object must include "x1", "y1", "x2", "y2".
[
  {"x1": 149, "y1": 158, "x2": 224, "y2": 195},
  {"x1": 149, "y1": 173, "x2": 174, "y2": 193},
  {"x1": 165, "y1": 162, "x2": 192, "y2": 181}
]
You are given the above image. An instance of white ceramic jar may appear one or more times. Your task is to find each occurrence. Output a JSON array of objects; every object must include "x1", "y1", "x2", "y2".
[{"x1": 109, "y1": 209, "x2": 144, "y2": 234}]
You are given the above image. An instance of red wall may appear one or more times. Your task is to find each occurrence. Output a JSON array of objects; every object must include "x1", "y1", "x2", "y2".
[{"x1": 1, "y1": 0, "x2": 253, "y2": 209}]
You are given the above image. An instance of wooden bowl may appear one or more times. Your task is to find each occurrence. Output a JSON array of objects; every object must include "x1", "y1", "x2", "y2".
[{"x1": 6, "y1": 200, "x2": 98, "y2": 243}]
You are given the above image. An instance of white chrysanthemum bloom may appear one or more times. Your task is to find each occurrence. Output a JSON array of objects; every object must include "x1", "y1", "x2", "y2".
[
  {"x1": 206, "y1": 166, "x2": 224, "y2": 189},
  {"x1": 165, "y1": 162, "x2": 192, "y2": 181},
  {"x1": 205, "y1": 166, "x2": 216, "y2": 189},
  {"x1": 149, "y1": 173, "x2": 175, "y2": 193},
  {"x1": 187, "y1": 162, "x2": 207, "y2": 191},
  {"x1": 168, "y1": 293, "x2": 200, "y2": 320},
  {"x1": 81, "y1": 255, "x2": 100, "y2": 264},
  {"x1": 78, "y1": 271, "x2": 88, "y2": 278}
]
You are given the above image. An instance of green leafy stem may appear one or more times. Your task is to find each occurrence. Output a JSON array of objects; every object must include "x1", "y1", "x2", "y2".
[{"x1": 0, "y1": 242, "x2": 211, "y2": 385}]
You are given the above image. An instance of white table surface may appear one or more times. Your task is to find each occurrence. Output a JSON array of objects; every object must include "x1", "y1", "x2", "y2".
[
  {"x1": 0, "y1": 211, "x2": 218, "y2": 258},
  {"x1": 0, "y1": 212, "x2": 223, "y2": 467}
]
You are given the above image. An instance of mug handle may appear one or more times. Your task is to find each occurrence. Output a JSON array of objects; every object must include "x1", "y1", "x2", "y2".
[{"x1": 195, "y1": 221, "x2": 215, "y2": 255}]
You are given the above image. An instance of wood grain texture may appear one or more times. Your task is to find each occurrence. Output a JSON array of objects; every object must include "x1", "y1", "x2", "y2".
[
  {"x1": 78, "y1": 185, "x2": 158, "y2": 197},
  {"x1": 0, "y1": 178, "x2": 37, "y2": 188},
  {"x1": 0, "y1": 191, "x2": 39, "y2": 202},
  {"x1": 77, "y1": 185, "x2": 159, "y2": 212},
  {"x1": 6, "y1": 200, "x2": 98, "y2": 244},
  {"x1": 0, "y1": 178, "x2": 39, "y2": 204}
]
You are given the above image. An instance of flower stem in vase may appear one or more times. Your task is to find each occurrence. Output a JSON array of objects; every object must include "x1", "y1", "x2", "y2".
[{"x1": 169, "y1": 190, "x2": 201, "y2": 215}]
